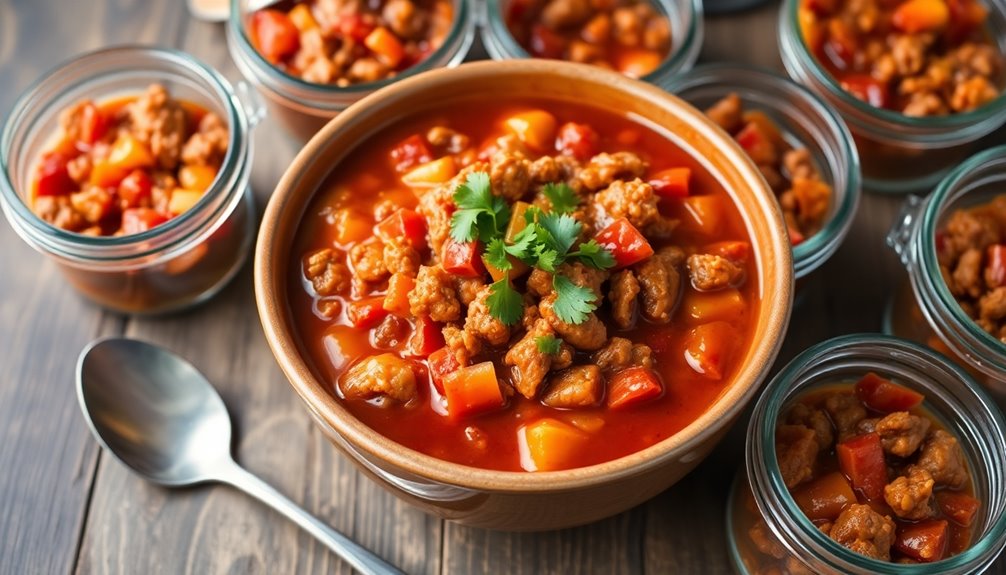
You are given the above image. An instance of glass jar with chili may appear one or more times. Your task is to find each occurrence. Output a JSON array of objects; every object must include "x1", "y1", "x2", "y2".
[
  {"x1": 227, "y1": 0, "x2": 476, "y2": 140},
  {"x1": 482, "y1": 0, "x2": 703, "y2": 83},
  {"x1": 663, "y1": 64, "x2": 861, "y2": 281},
  {"x1": 778, "y1": 0, "x2": 1006, "y2": 193},
  {"x1": 886, "y1": 145, "x2": 1006, "y2": 400},
  {"x1": 729, "y1": 334, "x2": 1006, "y2": 573},
  {"x1": 0, "y1": 46, "x2": 258, "y2": 315}
]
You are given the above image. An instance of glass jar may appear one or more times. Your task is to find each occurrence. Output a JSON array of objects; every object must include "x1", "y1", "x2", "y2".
[
  {"x1": 0, "y1": 46, "x2": 258, "y2": 315},
  {"x1": 662, "y1": 64, "x2": 860, "y2": 280},
  {"x1": 227, "y1": 0, "x2": 476, "y2": 141},
  {"x1": 886, "y1": 145, "x2": 1006, "y2": 399},
  {"x1": 729, "y1": 334, "x2": 1006, "y2": 574},
  {"x1": 481, "y1": 0, "x2": 703, "y2": 83},
  {"x1": 777, "y1": 0, "x2": 1006, "y2": 194}
]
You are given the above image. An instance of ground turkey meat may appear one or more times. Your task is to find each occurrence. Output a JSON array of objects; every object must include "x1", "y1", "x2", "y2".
[
  {"x1": 505, "y1": 319, "x2": 559, "y2": 399},
  {"x1": 592, "y1": 337, "x2": 653, "y2": 375},
  {"x1": 824, "y1": 392, "x2": 867, "y2": 441},
  {"x1": 442, "y1": 324, "x2": 482, "y2": 365},
  {"x1": 456, "y1": 276, "x2": 485, "y2": 307},
  {"x1": 776, "y1": 424, "x2": 819, "y2": 488},
  {"x1": 705, "y1": 93, "x2": 743, "y2": 132},
  {"x1": 749, "y1": 520, "x2": 787, "y2": 559},
  {"x1": 873, "y1": 411, "x2": 931, "y2": 458},
  {"x1": 303, "y1": 248, "x2": 350, "y2": 296},
  {"x1": 490, "y1": 149, "x2": 532, "y2": 201},
  {"x1": 784, "y1": 403, "x2": 834, "y2": 451},
  {"x1": 608, "y1": 269, "x2": 640, "y2": 329},
  {"x1": 686, "y1": 253, "x2": 745, "y2": 291},
  {"x1": 181, "y1": 112, "x2": 228, "y2": 167},
  {"x1": 539, "y1": 293, "x2": 607, "y2": 351},
  {"x1": 576, "y1": 152, "x2": 647, "y2": 191},
  {"x1": 350, "y1": 240, "x2": 389, "y2": 283},
  {"x1": 382, "y1": 239, "x2": 421, "y2": 276},
  {"x1": 126, "y1": 83, "x2": 188, "y2": 170},
  {"x1": 372, "y1": 315, "x2": 409, "y2": 349},
  {"x1": 884, "y1": 466, "x2": 936, "y2": 520},
  {"x1": 417, "y1": 181, "x2": 458, "y2": 254},
  {"x1": 465, "y1": 286, "x2": 511, "y2": 347},
  {"x1": 409, "y1": 265, "x2": 461, "y2": 322},
  {"x1": 633, "y1": 246, "x2": 683, "y2": 323},
  {"x1": 541, "y1": 365, "x2": 603, "y2": 408},
  {"x1": 594, "y1": 178, "x2": 659, "y2": 228},
  {"x1": 527, "y1": 262, "x2": 607, "y2": 300},
  {"x1": 940, "y1": 207, "x2": 1000, "y2": 266},
  {"x1": 383, "y1": 0, "x2": 425, "y2": 38},
  {"x1": 917, "y1": 430, "x2": 970, "y2": 489},
  {"x1": 341, "y1": 354, "x2": 417, "y2": 403},
  {"x1": 829, "y1": 504, "x2": 896, "y2": 561}
]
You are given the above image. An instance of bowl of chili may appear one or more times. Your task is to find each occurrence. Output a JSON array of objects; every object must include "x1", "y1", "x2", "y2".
[{"x1": 255, "y1": 59, "x2": 793, "y2": 530}]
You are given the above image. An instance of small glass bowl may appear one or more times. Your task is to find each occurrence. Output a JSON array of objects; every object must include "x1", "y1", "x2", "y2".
[
  {"x1": 731, "y1": 334, "x2": 1006, "y2": 574},
  {"x1": 777, "y1": 0, "x2": 1006, "y2": 194},
  {"x1": 663, "y1": 64, "x2": 860, "y2": 280},
  {"x1": 481, "y1": 0, "x2": 703, "y2": 83},
  {"x1": 227, "y1": 0, "x2": 476, "y2": 141},
  {"x1": 0, "y1": 46, "x2": 258, "y2": 315}
]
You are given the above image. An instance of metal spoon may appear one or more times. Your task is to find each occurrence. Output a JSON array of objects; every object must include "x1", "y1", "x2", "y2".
[{"x1": 76, "y1": 337, "x2": 404, "y2": 575}]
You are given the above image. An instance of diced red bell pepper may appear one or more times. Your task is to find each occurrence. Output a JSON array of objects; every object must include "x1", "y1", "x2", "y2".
[
  {"x1": 251, "y1": 9, "x2": 301, "y2": 64},
  {"x1": 34, "y1": 152, "x2": 74, "y2": 197},
  {"x1": 389, "y1": 134, "x2": 433, "y2": 172},
  {"x1": 375, "y1": 208, "x2": 427, "y2": 250},
  {"x1": 985, "y1": 245, "x2": 1006, "y2": 288},
  {"x1": 823, "y1": 19, "x2": 858, "y2": 71},
  {"x1": 333, "y1": 13, "x2": 375, "y2": 42},
  {"x1": 529, "y1": 24, "x2": 564, "y2": 59},
  {"x1": 409, "y1": 317, "x2": 445, "y2": 358},
  {"x1": 649, "y1": 167, "x2": 692, "y2": 199},
  {"x1": 347, "y1": 296, "x2": 390, "y2": 329},
  {"x1": 791, "y1": 471, "x2": 858, "y2": 521},
  {"x1": 121, "y1": 208, "x2": 168, "y2": 235},
  {"x1": 734, "y1": 122, "x2": 778, "y2": 166},
  {"x1": 839, "y1": 74, "x2": 890, "y2": 109},
  {"x1": 79, "y1": 102, "x2": 108, "y2": 146},
  {"x1": 802, "y1": 0, "x2": 838, "y2": 16},
  {"x1": 944, "y1": 0, "x2": 988, "y2": 43},
  {"x1": 936, "y1": 491, "x2": 980, "y2": 527},
  {"x1": 607, "y1": 367, "x2": 663, "y2": 410},
  {"x1": 555, "y1": 122, "x2": 600, "y2": 161},
  {"x1": 895, "y1": 520, "x2": 949, "y2": 562},
  {"x1": 836, "y1": 432, "x2": 887, "y2": 501},
  {"x1": 117, "y1": 169, "x2": 152, "y2": 209},
  {"x1": 442, "y1": 240, "x2": 486, "y2": 278},
  {"x1": 595, "y1": 217, "x2": 654, "y2": 269},
  {"x1": 788, "y1": 225, "x2": 806, "y2": 246},
  {"x1": 427, "y1": 346, "x2": 462, "y2": 395},
  {"x1": 855, "y1": 372, "x2": 924, "y2": 413}
]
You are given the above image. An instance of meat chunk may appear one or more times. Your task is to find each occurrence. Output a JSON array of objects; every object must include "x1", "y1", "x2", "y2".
[
  {"x1": 349, "y1": 239, "x2": 389, "y2": 283},
  {"x1": 33, "y1": 195, "x2": 88, "y2": 232},
  {"x1": 303, "y1": 248, "x2": 350, "y2": 296},
  {"x1": 490, "y1": 149, "x2": 532, "y2": 202},
  {"x1": 608, "y1": 269, "x2": 640, "y2": 329},
  {"x1": 383, "y1": 238, "x2": 421, "y2": 276},
  {"x1": 633, "y1": 246, "x2": 682, "y2": 323},
  {"x1": 594, "y1": 178, "x2": 659, "y2": 228},
  {"x1": 539, "y1": 293, "x2": 607, "y2": 351},
  {"x1": 464, "y1": 286, "x2": 511, "y2": 347},
  {"x1": 686, "y1": 253, "x2": 745, "y2": 291},
  {"x1": 442, "y1": 323, "x2": 482, "y2": 365},
  {"x1": 952, "y1": 248, "x2": 984, "y2": 298},
  {"x1": 592, "y1": 337, "x2": 653, "y2": 375},
  {"x1": 784, "y1": 403, "x2": 834, "y2": 451},
  {"x1": 776, "y1": 424, "x2": 819, "y2": 488},
  {"x1": 748, "y1": 520, "x2": 786, "y2": 559},
  {"x1": 540, "y1": 0, "x2": 592, "y2": 29},
  {"x1": 829, "y1": 504, "x2": 896, "y2": 561},
  {"x1": 181, "y1": 112, "x2": 228, "y2": 167},
  {"x1": 126, "y1": 83, "x2": 188, "y2": 170},
  {"x1": 526, "y1": 262, "x2": 607, "y2": 299},
  {"x1": 542, "y1": 365, "x2": 603, "y2": 408},
  {"x1": 340, "y1": 354, "x2": 417, "y2": 403},
  {"x1": 383, "y1": 0, "x2": 424, "y2": 38},
  {"x1": 874, "y1": 411, "x2": 930, "y2": 457},
  {"x1": 373, "y1": 315, "x2": 409, "y2": 349},
  {"x1": 824, "y1": 392, "x2": 867, "y2": 441},
  {"x1": 979, "y1": 287, "x2": 1006, "y2": 329},
  {"x1": 505, "y1": 319, "x2": 557, "y2": 399},
  {"x1": 705, "y1": 93, "x2": 743, "y2": 133},
  {"x1": 409, "y1": 265, "x2": 461, "y2": 322},
  {"x1": 456, "y1": 276, "x2": 485, "y2": 307},
  {"x1": 884, "y1": 466, "x2": 936, "y2": 520},
  {"x1": 576, "y1": 152, "x2": 647, "y2": 191},
  {"x1": 940, "y1": 208, "x2": 1000, "y2": 265},
  {"x1": 917, "y1": 430, "x2": 970, "y2": 488},
  {"x1": 427, "y1": 126, "x2": 469, "y2": 153}
]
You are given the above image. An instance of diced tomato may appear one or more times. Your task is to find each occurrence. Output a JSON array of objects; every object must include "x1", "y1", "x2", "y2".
[
  {"x1": 79, "y1": 102, "x2": 108, "y2": 146},
  {"x1": 944, "y1": 0, "x2": 988, "y2": 43},
  {"x1": 427, "y1": 346, "x2": 462, "y2": 394},
  {"x1": 734, "y1": 122, "x2": 778, "y2": 166},
  {"x1": 555, "y1": 122, "x2": 600, "y2": 161},
  {"x1": 936, "y1": 491, "x2": 980, "y2": 526},
  {"x1": 839, "y1": 74, "x2": 890, "y2": 109},
  {"x1": 334, "y1": 13, "x2": 375, "y2": 42},
  {"x1": 791, "y1": 471, "x2": 857, "y2": 521},
  {"x1": 595, "y1": 217, "x2": 654, "y2": 269},
  {"x1": 409, "y1": 317, "x2": 445, "y2": 358},
  {"x1": 854, "y1": 372, "x2": 924, "y2": 412},
  {"x1": 442, "y1": 361, "x2": 505, "y2": 419},
  {"x1": 389, "y1": 134, "x2": 433, "y2": 172},
  {"x1": 893, "y1": 0, "x2": 950, "y2": 33},
  {"x1": 683, "y1": 321, "x2": 738, "y2": 380},
  {"x1": 649, "y1": 167, "x2": 691, "y2": 199},
  {"x1": 121, "y1": 208, "x2": 168, "y2": 235},
  {"x1": 985, "y1": 245, "x2": 1006, "y2": 288},
  {"x1": 34, "y1": 152, "x2": 74, "y2": 197},
  {"x1": 251, "y1": 9, "x2": 301, "y2": 64},
  {"x1": 117, "y1": 170, "x2": 152, "y2": 209},
  {"x1": 895, "y1": 520, "x2": 949, "y2": 562},
  {"x1": 347, "y1": 296, "x2": 389, "y2": 329},
  {"x1": 442, "y1": 240, "x2": 486, "y2": 278},
  {"x1": 519, "y1": 418, "x2": 589, "y2": 472},
  {"x1": 836, "y1": 432, "x2": 887, "y2": 501},
  {"x1": 607, "y1": 367, "x2": 663, "y2": 410},
  {"x1": 375, "y1": 208, "x2": 427, "y2": 249},
  {"x1": 529, "y1": 24, "x2": 565, "y2": 58}
]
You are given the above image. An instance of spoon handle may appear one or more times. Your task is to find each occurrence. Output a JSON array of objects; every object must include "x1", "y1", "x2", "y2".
[{"x1": 217, "y1": 461, "x2": 406, "y2": 575}]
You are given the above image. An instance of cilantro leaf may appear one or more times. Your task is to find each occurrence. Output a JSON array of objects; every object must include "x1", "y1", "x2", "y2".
[
  {"x1": 538, "y1": 213, "x2": 581, "y2": 256},
  {"x1": 454, "y1": 172, "x2": 491, "y2": 209},
  {"x1": 487, "y1": 277, "x2": 523, "y2": 326},
  {"x1": 449, "y1": 171, "x2": 512, "y2": 244},
  {"x1": 449, "y1": 209, "x2": 482, "y2": 243},
  {"x1": 504, "y1": 227, "x2": 535, "y2": 260},
  {"x1": 569, "y1": 239, "x2": 616, "y2": 270},
  {"x1": 535, "y1": 335, "x2": 562, "y2": 355},
  {"x1": 542, "y1": 182, "x2": 579, "y2": 214},
  {"x1": 536, "y1": 247, "x2": 559, "y2": 272},
  {"x1": 484, "y1": 238, "x2": 512, "y2": 272},
  {"x1": 552, "y1": 275, "x2": 597, "y2": 325}
]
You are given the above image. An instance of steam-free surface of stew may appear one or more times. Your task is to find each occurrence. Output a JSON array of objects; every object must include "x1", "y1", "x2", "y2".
[
  {"x1": 798, "y1": 0, "x2": 1005, "y2": 116},
  {"x1": 249, "y1": 0, "x2": 454, "y2": 86},
  {"x1": 289, "y1": 99, "x2": 759, "y2": 472},
  {"x1": 31, "y1": 84, "x2": 228, "y2": 236},
  {"x1": 738, "y1": 374, "x2": 979, "y2": 570},
  {"x1": 505, "y1": 0, "x2": 672, "y2": 78}
]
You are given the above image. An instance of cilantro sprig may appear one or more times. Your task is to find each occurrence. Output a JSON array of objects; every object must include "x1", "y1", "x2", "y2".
[
  {"x1": 535, "y1": 335, "x2": 562, "y2": 355},
  {"x1": 541, "y1": 182, "x2": 579, "y2": 214},
  {"x1": 449, "y1": 172, "x2": 511, "y2": 243}
]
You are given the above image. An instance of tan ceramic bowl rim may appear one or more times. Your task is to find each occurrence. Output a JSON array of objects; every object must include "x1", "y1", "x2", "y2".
[{"x1": 256, "y1": 60, "x2": 793, "y2": 493}]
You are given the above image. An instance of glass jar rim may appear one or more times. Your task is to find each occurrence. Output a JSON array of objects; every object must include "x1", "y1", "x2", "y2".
[
  {"x1": 750, "y1": 333, "x2": 1006, "y2": 574},
  {"x1": 483, "y1": 0, "x2": 704, "y2": 82},
  {"x1": 661, "y1": 62, "x2": 861, "y2": 278},
  {"x1": 228, "y1": 0, "x2": 475, "y2": 98},
  {"x1": 781, "y1": 0, "x2": 1006, "y2": 133},
  {"x1": 0, "y1": 45, "x2": 250, "y2": 262}
]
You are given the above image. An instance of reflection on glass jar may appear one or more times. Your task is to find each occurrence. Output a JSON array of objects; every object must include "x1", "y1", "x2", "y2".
[
  {"x1": 729, "y1": 334, "x2": 1006, "y2": 574},
  {"x1": 0, "y1": 47, "x2": 258, "y2": 315}
]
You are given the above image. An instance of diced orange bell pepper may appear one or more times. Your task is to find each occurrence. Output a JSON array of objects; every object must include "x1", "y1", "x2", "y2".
[
  {"x1": 836, "y1": 432, "x2": 887, "y2": 501},
  {"x1": 893, "y1": 0, "x2": 950, "y2": 33},
  {"x1": 518, "y1": 418, "x2": 590, "y2": 471},
  {"x1": 383, "y1": 272, "x2": 415, "y2": 317},
  {"x1": 683, "y1": 321, "x2": 738, "y2": 380},
  {"x1": 677, "y1": 195, "x2": 723, "y2": 236},
  {"x1": 895, "y1": 520, "x2": 949, "y2": 562},
  {"x1": 649, "y1": 167, "x2": 691, "y2": 199},
  {"x1": 287, "y1": 3, "x2": 319, "y2": 31},
  {"x1": 790, "y1": 471, "x2": 857, "y2": 521},
  {"x1": 167, "y1": 189, "x2": 203, "y2": 216},
  {"x1": 607, "y1": 367, "x2": 663, "y2": 409},
  {"x1": 555, "y1": 122, "x2": 600, "y2": 160},
  {"x1": 364, "y1": 27, "x2": 405, "y2": 68},
  {"x1": 504, "y1": 110, "x2": 558, "y2": 153},
  {"x1": 178, "y1": 165, "x2": 218, "y2": 193},
  {"x1": 682, "y1": 289, "x2": 747, "y2": 324},
  {"x1": 854, "y1": 372, "x2": 923, "y2": 413},
  {"x1": 442, "y1": 361, "x2": 505, "y2": 419},
  {"x1": 402, "y1": 156, "x2": 457, "y2": 188}
]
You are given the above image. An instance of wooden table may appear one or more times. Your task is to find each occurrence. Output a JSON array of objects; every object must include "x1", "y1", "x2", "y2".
[{"x1": 1, "y1": 2, "x2": 1002, "y2": 573}]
